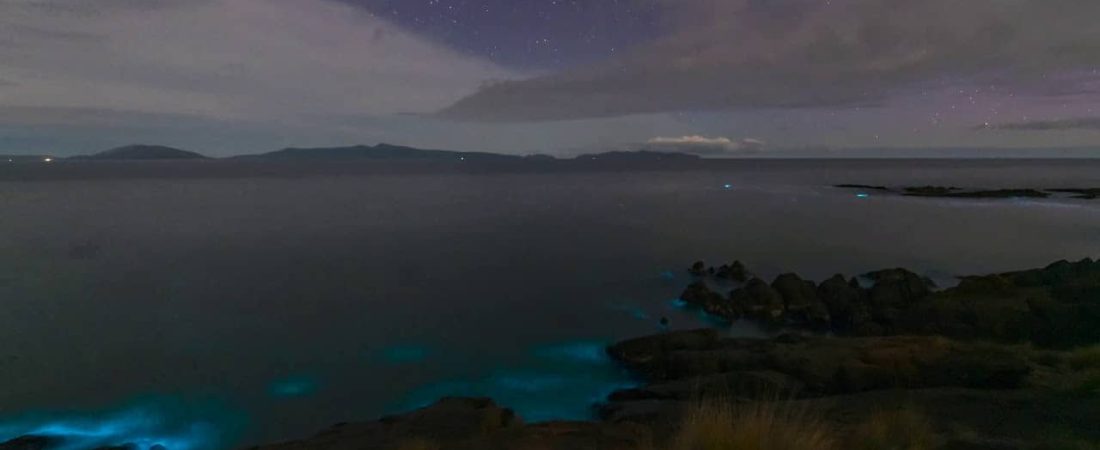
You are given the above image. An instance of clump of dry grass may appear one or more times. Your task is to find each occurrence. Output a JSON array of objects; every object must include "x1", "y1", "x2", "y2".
[
  {"x1": 669, "y1": 400, "x2": 834, "y2": 450},
  {"x1": 845, "y1": 407, "x2": 939, "y2": 450},
  {"x1": 1067, "y1": 345, "x2": 1100, "y2": 370}
]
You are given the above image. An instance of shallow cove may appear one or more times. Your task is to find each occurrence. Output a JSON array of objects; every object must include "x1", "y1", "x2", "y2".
[{"x1": 1, "y1": 159, "x2": 1099, "y2": 448}]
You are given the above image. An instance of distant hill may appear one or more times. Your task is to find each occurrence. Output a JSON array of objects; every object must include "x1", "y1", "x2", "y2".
[
  {"x1": 71, "y1": 145, "x2": 208, "y2": 160},
  {"x1": 240, "y1": 143, "x2": 522, "y2": 162},
  {"x1": 574, "y1": 150, "x2": 701, "y2": 161}
]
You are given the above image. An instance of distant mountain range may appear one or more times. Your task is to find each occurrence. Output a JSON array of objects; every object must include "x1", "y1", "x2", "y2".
[
  {"x1": 236, "y1": 143, "x2": 522, "y2": 161},
  {"x1": 68, "y1": 145, "x2": 208, "y2": 161},
  {"x1": 573, "y1": 150, "x2": 700, "y2": 161},
  {"x1": 12, "y1": 143, "x2": 703, "y2": 162}
]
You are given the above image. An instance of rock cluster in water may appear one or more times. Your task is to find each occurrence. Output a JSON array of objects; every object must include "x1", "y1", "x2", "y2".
[
  {"x1": 680, "y1": 258, "x2": 1100, "y2": 348},
  {"x1": 836, "y1": 184, "x2": 1100, "y2": 199}
]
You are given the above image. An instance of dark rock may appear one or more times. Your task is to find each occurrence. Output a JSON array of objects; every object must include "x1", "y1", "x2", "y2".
[
  {"x1": 1047, "y1": 188, "x2": 1100, "y2": 199},
  {"x1": 835, "y1": 184, "x2": 892, "y2": 191},
  {"x1": 607, "y1": 332, "x2": 1033, "y2": 399},
  {"x1": 863, "y1": 268, "x2": 935, "y2": 327},
  {"x1": 252, "y1": 396, "x2": 652, "y2": 450},
  {"x1": 903, "y1": 186, "x2": 1050, "y2": 199},
  {"x1": 688, "y1": 261, "x2": 707, "y2": 277},
  {"x1": 715, "y1": 261, "x2": 751, "y2": 282},
  {"x1": 0, "y1": 436, "x2": 59, "y2": 450},
  {"x1": 606, "y1": 329, "x2": 722, "y2": 379},
  {"x1": 679, "y1": 281, "x2": 737, "y2": 320},
  {"x1": 903, "y1": 186, "x2": 963, "y2": 196},
  {"x1": 730, "y1": 278, "x2": 785, "y2": 324},
  {"x1": 817, "y1": 275, "x2": 874, "y2": 333},
  {"x1": 771, "y1": 273, "x2": 830, "y2": 329},
  {"x1": 608, "y1": 370, "x2": 804, "y2": 402}
]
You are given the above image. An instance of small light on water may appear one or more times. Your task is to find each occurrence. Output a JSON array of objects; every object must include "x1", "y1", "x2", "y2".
[
  {"x1": 723, "y1": 184, "x2": 733, "y2": 189},
  {"x1": 856, "y1": 193, "x2": 870, "y2": 199},
  {"x1": 43, "y1": 157, "x2": 53, "y2": 163}
]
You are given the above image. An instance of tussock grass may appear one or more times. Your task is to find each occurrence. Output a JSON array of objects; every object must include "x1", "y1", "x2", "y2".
[
  {"x1": 666, "y1": 400, "x2": 940, "y2": 450},
  {"x1": 1067, "y1": 345, "x2": 1100, "y2": 370},
  {"x1": 846, "y1": 407, "x2": 939, "y2": 450},
  {"x1": 669, "y1": 400, "x2": 834, "y2": 450}
]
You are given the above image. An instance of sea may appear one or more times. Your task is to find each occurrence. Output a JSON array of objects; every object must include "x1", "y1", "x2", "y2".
[{"x1": 1, "y1": 158, "x2": 1099, "y2": 449}]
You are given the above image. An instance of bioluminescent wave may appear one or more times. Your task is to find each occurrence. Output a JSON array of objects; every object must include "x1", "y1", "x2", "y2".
[
  {"x1": 394, "y1": 339, "x2": 637, "y2": 422},
  {"x1": 0, "y1": 397, "x2": 241, "y2": 450}
]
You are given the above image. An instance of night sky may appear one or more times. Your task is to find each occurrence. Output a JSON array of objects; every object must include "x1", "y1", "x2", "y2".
[
  {"x1": 1, "y1": 0, "x2": 1099, "y2": 156},
  {"x1": 350, "y1": 0, "x2": 664, "y2": 69}
]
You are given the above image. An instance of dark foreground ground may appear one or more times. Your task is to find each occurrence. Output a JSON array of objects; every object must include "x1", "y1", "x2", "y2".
[{"x1": 4, "y1": 258, "x2": 1099, "y2": 450}]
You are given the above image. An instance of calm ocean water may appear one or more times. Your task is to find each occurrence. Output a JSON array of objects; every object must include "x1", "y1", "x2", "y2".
[{"x1": 2, "y1": 159, "x2": 1100, "y2": 449}]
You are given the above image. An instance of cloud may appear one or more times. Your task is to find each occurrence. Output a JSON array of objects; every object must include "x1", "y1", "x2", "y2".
[
  {"x1": 440, "y1": 0, "x2": 1100, "y2": 121},
  {"x1": 643, "y1": 135, "x2": 766, "y2": 155},
  {"x1": 0, "y1": 0, "x2": 519, "y2": 126},
  {"x1": 982, "y1": 117, "x2": 1100, "y2": 131}
]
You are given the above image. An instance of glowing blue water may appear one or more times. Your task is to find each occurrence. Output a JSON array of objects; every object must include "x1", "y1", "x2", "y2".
[
  {"x1": 394, "y1": 340, "x2": 637, "y2": 423},
  {"x1": 0, "y1": 398, "x2": 239, "y2": 450}
]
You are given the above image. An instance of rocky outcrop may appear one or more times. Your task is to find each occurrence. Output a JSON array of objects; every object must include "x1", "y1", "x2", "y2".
[
  {"x1": 835, "y1": 184, "x2": 1098, "y2": 200},
  {"x1": 771, "y1": 273, "x2": 830, "y2": 329},
  {"x1": 905, "y1": 187, "x2": 1051, "y2": 199},
  {"x1": 817, "y1": 274, "x2": 876, "y2": 334},
  {"x1": 680, "y1": 258, "x2": 1100, "y2": 348},
  {"x1": 248, "y1": 397, "x2": 651, "y2": 450},
  {"x1": 715, "y1": 261, "x2": 750, "y2": 282},
  {"x1": 730, "y1": 278, "x2": 785, "y2": 324},
  {"x1": 1049, "y1": 188, "x2": 1100, "y2": 199},
  {"x1": 606, "y1": 332, "x2": 1032, "y2": 394},
  {"x1": 687, "y1": 260, "x2": 751, "y2": 281},
  {"x1": 679, "y1": 282, "x2": 736, "y2": 320}
]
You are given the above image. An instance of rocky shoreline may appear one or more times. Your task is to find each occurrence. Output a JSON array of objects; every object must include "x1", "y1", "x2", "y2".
[
  {"x1": 835, "y1": 184, "x2": 1100, "y2": 199},
  {"x1": 4, "y1": 259, "x2": 1098, "y2": 449}
]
